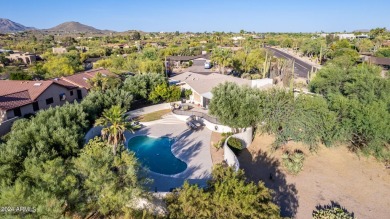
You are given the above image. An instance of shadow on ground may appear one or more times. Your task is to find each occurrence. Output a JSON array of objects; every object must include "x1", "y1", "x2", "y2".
[{"x1": 238, "y1": 148, "x2": 299, "y2": 218}]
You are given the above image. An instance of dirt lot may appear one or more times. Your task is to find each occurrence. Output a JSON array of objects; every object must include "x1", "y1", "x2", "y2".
[
  {"x1": 238, "y1": 133, "x2": 390, "y2": 219},
  {"x1": 210, "y1": 132, "x2": 224, "y2": 165}
]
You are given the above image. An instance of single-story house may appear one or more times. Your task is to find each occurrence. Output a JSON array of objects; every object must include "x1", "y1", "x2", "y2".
[
  {"x1": 170, "y1": 72, "x2": 273, "y2": 108},
  {"x1": 83, "y1": 57, "x2": 103, "y2": 70},
  {"x1": 362, "y1": 56, "x2": 390, "y2": 69},
  {"x1": 52, "y1": 47, "x2": 67, "y2": 54},
  {"x1": 6, "y1": 52, "x2": 37, "y2": 65},
  {"x1": 167, "y1": 53, "x2": 211, "y2": 68}
]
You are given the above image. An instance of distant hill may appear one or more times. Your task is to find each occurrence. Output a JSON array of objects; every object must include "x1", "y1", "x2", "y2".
[
  {"x1": 46, "y1": 21, "x2": 104, "y2": 33},
  {"x1": 0, "y1": 18, "x2": 36, "y2": 33}
]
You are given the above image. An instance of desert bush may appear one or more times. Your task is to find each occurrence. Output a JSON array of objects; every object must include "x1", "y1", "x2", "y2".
[
  {"x1": 281, "y1": 150, "x2": 305, "y2": 175},
  {"x1": 227, "y1": 137, "x2": 243, "y2": 154},
  {"x1": 313, "y1": 206, "x2": 354, "y2": 219}
]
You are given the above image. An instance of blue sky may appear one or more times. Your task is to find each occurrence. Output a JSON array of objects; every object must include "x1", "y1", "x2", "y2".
[{"x1": 1, "y1": 0, "x2": 389, "y2": 32}]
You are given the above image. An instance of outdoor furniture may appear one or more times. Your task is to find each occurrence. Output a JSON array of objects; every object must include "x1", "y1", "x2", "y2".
[{"x1": 186, "y1": 121, "x2": 197, "y2": 130}]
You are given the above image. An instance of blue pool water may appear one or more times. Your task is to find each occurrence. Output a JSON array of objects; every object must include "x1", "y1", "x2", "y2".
[{"x1": 127, "y1": 136, "x2": 187, "y2": 175}]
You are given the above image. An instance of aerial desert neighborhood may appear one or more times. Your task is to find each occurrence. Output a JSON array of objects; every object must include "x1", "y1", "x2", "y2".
[{"x1": 0, "y1": 0, "x2": 389, "y2": 218}]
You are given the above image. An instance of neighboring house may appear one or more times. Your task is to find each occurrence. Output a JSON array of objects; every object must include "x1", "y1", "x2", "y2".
[
  {"x1": 170, "y1": 72, "x2": 273, "y2": 108},
  {"x1": 52, "y1": 47, "x2": 67, "y2": 54},
  {"x1": 362, "y1": 56, "x2": 390, "y2": 69},
  {"x1": 0, "y1": 68, "x2": 115, "y2": 136},
  {"x1": 104, "y1": 43, "x2": 130, "y2": 49},
  {"x1": 319, "y1": 33, "x2": 357, "y2": 40},
  {"x1": 83, "y1": 57, "x2": 103, "y2": 70},
  {"x1": 167, "y1": 53, "x2": 211, "y2": 68},
  {"x1": 382, "y1": 40, "x2": 390, "y2": 47},
  {"x1": 56, "y1": 68, "x2": 116, "y2": 98},
  {"x1": 0, "y1": 80, "x2": 79, "y2": 135},
  {"x1": 6, "y1": 52, "x2": 36, "y2": 65}
]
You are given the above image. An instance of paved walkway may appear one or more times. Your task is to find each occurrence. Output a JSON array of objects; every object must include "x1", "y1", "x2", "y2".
[
  {"x1": 124, "y1": 114, "x2": 213, "y2": 192},
  {"x1": 126, "y1": 102, "x2": 179, "y2": 118}
]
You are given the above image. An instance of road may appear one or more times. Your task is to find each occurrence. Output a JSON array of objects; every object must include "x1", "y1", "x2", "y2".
[{"x1": 266, "y1": 47, "x2": 318, "y2": 78}]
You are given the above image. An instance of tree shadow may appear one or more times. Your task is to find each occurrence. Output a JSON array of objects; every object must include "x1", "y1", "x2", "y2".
[
  {"x1": 238, "y1": 148, "x2": 299, "y2": 218},
  {"x1": 314, "y1": 201, "x2": 355, "y2": 218}
]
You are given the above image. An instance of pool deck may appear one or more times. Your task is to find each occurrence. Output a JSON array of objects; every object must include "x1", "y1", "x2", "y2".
[{"x1": 124, "y1": 114, "x2": 213, "y2": 192}]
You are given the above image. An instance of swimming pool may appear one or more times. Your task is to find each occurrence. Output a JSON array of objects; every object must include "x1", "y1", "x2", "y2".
[{"x1": 127, "y1": 136, "x2": 187, "y2": 175}]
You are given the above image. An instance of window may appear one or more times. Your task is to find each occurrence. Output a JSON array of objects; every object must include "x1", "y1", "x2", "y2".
[
  {"x1": 70, "y1": 90, "x2": 74, "y2": 96},
  {"x1": 59, "y1": 93, "x2": 66, "y2": 101},
  {"x1": 14, "y1": 107, "x2": 22, "y2": 117},
  {"x1": 46, "y1": 97, "x2": 54, "y2": 105},
  {"x1": 32, "y1": 102, "x2": 39, "y2": 111}
]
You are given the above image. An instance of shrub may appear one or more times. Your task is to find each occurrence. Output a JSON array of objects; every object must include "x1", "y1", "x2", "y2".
[
  {"x1": 183, "y1": 89, "x2": 192, "y2": 99},
  {"x1": 227, "y1": 137, "x2": 243, "y2": 154},
  {"x1": 313, "y1": 207, "x2": 354, "y2": 219},
  {"x1": 281, "y1": 150, "x2": 305, "y2": 175}
]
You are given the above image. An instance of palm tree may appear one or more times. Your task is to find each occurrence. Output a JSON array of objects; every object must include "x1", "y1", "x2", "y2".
[
  {"x1": 212, "y1": 48, "x2": 232, "y2": 74},
  {"x1": 87, "y1": 72, "x2": 109, "y2": 91},
  {"x1": 95, "y1": 105, "x2": 138, "y2": 155}
]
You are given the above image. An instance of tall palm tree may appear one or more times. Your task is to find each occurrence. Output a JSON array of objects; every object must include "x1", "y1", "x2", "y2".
[{"x1": 95, "y1": 105, "x2": 138, "y2": 155}]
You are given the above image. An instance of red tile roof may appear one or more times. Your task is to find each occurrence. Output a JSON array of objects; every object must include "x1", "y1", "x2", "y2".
[
  {"x1": 60, "y1": 68, "x2": 115, "y2": 89},
  {"x1": 0, "y1": 80, "x2": 74, "y2": 110}
]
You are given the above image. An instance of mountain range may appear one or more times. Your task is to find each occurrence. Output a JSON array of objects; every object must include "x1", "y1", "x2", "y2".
[
  {"x1": 0, "y1": 18, "x2": 108, "y2": 33},
  {"x1": 0, "y1": 18, "x2": 35, "y2": 33}
]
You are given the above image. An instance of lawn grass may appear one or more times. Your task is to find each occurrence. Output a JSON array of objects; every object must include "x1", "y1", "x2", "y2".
[{"x1": 135, "y1": 109, "x2": 172, "y2": 122}]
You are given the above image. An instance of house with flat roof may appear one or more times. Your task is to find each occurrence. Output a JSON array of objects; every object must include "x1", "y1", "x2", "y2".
[
  {"x1": 170, "y1": 72, "x2": 273, "y2": 108},
  {"x1": 6, "y1": 52, "x2": 37, "y2": 65},
  {"x1": 167, "y1": 53, "x2": 211, "y2": 68}
]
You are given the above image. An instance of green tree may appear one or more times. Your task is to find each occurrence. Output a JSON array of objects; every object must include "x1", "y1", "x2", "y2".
[
  {"x1": 310, "y1": 61, "x2": 390, "y2": 160},
  {"x1": 149, "y1": 83, "x2": 181, "y2": 103},
  {"x1": 166, "y1": 165, "x2": 281, "y2": 219},
  {"x1": 212, "y1": 48, "x2": 233, "y2": 74},
  {"x1": 375, "y1": 48, "x2": 390, "y2": 58},
  {"x1": 95, "y1": 105, "x2": 138, "y2": 155},
  {"x1": 81, "y1": 88, "x2": 133, "y2": 121},
  {"x1": 87, "y1": 72, "x2": 121, "y2": 91},
  {"x1": 209, "y1": 82, "x2": 263, "y2": 129},
  {"x1": 123, "y1": 73, "x2": 166, "y2": 100},
  {"x1": 132, "y1": 31, "x2": 141, "y2": 40},
  {"x1": 355, "y1": 39, "x2": 374, "y2": 52},
  {"x1": 73, "y1": 138, "x2": 144, "y2": 217},
  {"x1": 43, "y1": 56, "x2": 76, "y2": 78}
]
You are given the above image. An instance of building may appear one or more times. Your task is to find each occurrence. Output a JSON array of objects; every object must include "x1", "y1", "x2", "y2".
[
  {"x1": 319, "y1": 33, "x2": 357, "y2": 40},
  {"x1": 55, "y1": 68, "x2": 116, "y2": 97},
  {"x1": 0, "y1": 80, "x2": 79, "y2": 135},
  {"x1": 362, "y1": 56, "x2": 390, "y2": 69},
  {"x1": 83, "y1": 57, "x2": 103, "y2": 70},
  {"x1": 52, "y1": 47, "x2": 68, "y2": 54},
  {"x1": 0, "y1": 68, "x2": 115, "y2": 135},
  {"x1": 170, "y1": 72, "x2": 273, "y2": 108},
  {"x1": 6, "y1": 52, "x2": 36, "y2": 65},
  {"x1": 167, "y1": 53, "x2": 211, "y2": 68}
]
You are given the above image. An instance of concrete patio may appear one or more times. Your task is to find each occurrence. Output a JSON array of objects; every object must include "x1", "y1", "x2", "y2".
[{"x1": 124, "y1": 114, "x2": 213, "y2": 192}]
